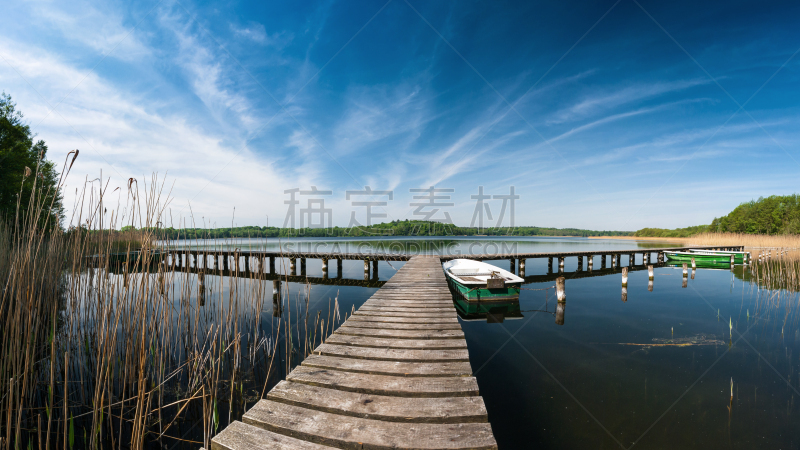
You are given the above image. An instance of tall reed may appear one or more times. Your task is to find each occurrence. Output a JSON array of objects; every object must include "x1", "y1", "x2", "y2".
[{"x1": 0, "y1": 161, "x2": 342, "y2": 450}]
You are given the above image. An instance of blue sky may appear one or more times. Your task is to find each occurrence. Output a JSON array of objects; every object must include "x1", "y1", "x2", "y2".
[{"x1": 1, "y1": 0, "x2": 799, "y2": 230}]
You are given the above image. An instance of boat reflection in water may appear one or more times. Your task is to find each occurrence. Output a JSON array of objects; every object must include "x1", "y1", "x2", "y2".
[{"x1": 452, "y1": 296, "x2": 523, "y2": 323}]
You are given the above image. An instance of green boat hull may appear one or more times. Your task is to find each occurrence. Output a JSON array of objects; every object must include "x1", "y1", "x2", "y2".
[
  {"x1": 447, "y1": 277, "x2": 521, "y2": 302},
  {"x1": 689, "y1": 251, "x2": 749, "y2": 264},
  {"x1": 665, "y1": 252, "x2": 740, "y2": 264}
]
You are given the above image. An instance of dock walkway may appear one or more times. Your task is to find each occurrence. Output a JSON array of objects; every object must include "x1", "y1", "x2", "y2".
[{"x1": 210, "y1": 255, "x2": 497, "y2": 449}]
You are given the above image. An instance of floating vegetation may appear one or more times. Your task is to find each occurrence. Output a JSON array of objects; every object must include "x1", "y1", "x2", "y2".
[{"x1": 614, "y1": 334, "x2": 725, "y2": 351}]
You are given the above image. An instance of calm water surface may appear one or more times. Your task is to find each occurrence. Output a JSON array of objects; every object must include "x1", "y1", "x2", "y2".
[{"x1": 173, "y1": 237, "x2": 799, "y2": 449}]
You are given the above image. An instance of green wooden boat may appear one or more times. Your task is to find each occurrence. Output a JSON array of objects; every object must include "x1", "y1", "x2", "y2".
[
  {"x1": 443, "y1": 259, "x2": 523, "y2": 302},
  {"x1": 664, "y1": 251, "x2": 737, "y2": 265},
  {"x1": 687, "y1": 249, "x2": 750, "y2": 264}
]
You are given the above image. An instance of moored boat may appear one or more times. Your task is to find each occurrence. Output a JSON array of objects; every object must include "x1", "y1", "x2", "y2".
[
  {"x1": 664, "y1": 251, "x2": 738, "y2": 265},
  {"x1": 443, "y1": 259, "x2": 523, "y2": 302},
  {"x1": 687, "y1": 249, "x2": 750, "y2": 264}
]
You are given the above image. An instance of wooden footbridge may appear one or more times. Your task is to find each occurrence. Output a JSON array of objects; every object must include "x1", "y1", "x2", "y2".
[
  {"x1": 209, "y1": 256, "x2": 497, "y2": 450},
  {"x1": 153, "y1": 244, "x2": 743, "y2": 449}
]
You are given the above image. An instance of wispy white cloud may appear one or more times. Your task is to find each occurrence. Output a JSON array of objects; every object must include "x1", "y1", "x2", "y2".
[{"x1": 547, "y1": 78, "x2": 710, "y2": 125}]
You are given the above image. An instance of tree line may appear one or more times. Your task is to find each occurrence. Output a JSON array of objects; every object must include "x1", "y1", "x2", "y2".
[{"x1": 142, "y1": 220, "x2": 634, "y2": 240}]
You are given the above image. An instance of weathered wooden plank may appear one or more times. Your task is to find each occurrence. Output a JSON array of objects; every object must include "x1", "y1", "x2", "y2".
[
  {"x1": 313, "y1": 343, "x2": 470, "y2": 362},
  {"x1": 334, "y1": 327, "x2": 465, "y2": 340},
  {"x1": 353, "y1": 310, "x2": 455, "y2": 318},
  {"x1": 288, "y1": 366, "x2": 479, "y2": 397},
  {"x1": 364, "y1": 300, "x2": 454, "y2": 307},
  {"x1": 267, "y1": 381, "x2": 488, "y2": 424},
  {"x1": 301, "y1": 355, "x2": 473, "y2": 377},
  {"x1": 339, "y1": 321, "x2": 462, "y2": 330},
  {"x1": 210, "y1": 420, "x2": 333, "y2": 450},
  {"x1": 243, "y1": 400, "x2": 497, "y2": 450},
  {"x1": 346, "y1": 315, "x2": 458, "y2": 324},
  {"x1": 358, "y1": 306, "x2": 455, "y2": 313},
  {"x1": 325, "y1": 334, "x2": 467, "y2": 349}
]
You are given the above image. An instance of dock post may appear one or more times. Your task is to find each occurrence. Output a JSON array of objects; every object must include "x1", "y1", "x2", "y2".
[
  {"x1": 587, "y1": 256, "x2": 593, "y2": 271},
  {"x1": 555, "y1": 301, "x2": 565, "y2": 326},
  {"x1": 629, "y1": 253, "x2": 635, "y2": 266},
  {"x1": 691, "y1": 268, "x2": 696, "y2": 280},
  {"x1": 658, "y1": 252, "x2": 664, "y2": 263},
  {"x1": 519, "y1": 259, "x2": 526, "y2": 277},
  {"x1": 577, "y1": 255, "x2": 583, "y2": 271},
  {"x1": 337, "y1": 259, "x2": 343, "y2": 278},
  {"x1": 691, "y1": 257, "x2": 696, "y2": 270},
  {"x1": 682, "y1": 263, "x2": 688, "y2": 288},
  {"x1": 647, "y1": 265, "x2": 654, "y2": 292},
  {"x1": 621, "y1": 285, "x2": 628, "y2": 302},
  {"x1": 558, "y1": 257, "x2": 565, "y2": 273},
  {"x1": 729, "y1": 254, "x2": 735, "y2": 270},
  {"x1": 621, "y1": 267, "x2": 628, "y2": 286},
  {"x1": 611, "y1": 254, "x2": 617, "y2": 269},
  {"x1": 556, "y1": 276, "x2": 566, "y2": 302},
  {"x1": 509, "y1": 258, "x2": 516, "y2": 274},
  {"x1": 364, "y1": 259, "x2": 369, "y2": 279},
  {"x1": 272, "y1": 280, "x2": 282, "y2": 317},
  {"x1": 190, "y1": 252, "x2": 195, "y2": 268},
  {"x1": 548, "y1": 257, "x2": 553, "y2": 273},
  {"x1": 648, "y1": 278, "x2": 653, "y2": 292},
  {"x1": 643, "y1": 253, "x2": 649, "y2": 265},
  {"x1": 269, "y1": 256, "x2": 275, "y2": 273},
  {"x1": 223, "y1": 255, "x2": 229, "y2": 271},
  {"x1": 198, "y1": 272, "x2": 205, "y2": 307},
  {"x1": 290, "y1": 258, "x2": 296, "y2": 275},
  {"x1": 301, "y1": 258, "x2": 306, "y2": 276},
  {"x1": 372, "y1": 260, "x2": 378, "y2": 279},
  {"x1": 601, "y1": 255, "x2": 606, "y2": 269},
  {"x1": 322, "y1": 258, "x2": 328, "y2": 279}
]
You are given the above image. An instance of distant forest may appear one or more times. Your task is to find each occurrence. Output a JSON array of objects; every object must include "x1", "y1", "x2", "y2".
[
  {"x1": 634, "y1": 194, "x2": 800, "y2": 237},
  {"x1": 134, "y1": 220, "x2": 634, "y2": 240}
]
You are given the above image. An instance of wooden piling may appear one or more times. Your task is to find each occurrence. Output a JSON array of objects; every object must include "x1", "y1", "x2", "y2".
[
  {"x1": 643, "y1": 253, "x2": 649, "y2": 264},
  {"x1": 519, "y1": 259, "x2": 526, "y2": 277},
  {"x1": 556, "y1": 276, "x2": 566, "y2": 302},
  {"x1": 647, "y1": 265, "x2": 654, "y2": 280},
  {"x1": 601, "y1": 255, "x2": 606, "y2": 269},
  {"x1": 621, "y1": 286, "x2": 627, "y2": 302},
  {"x1": 290, "y1": 258, "x2": 296, "y2": 275},
  {"x1": 621, "y1": 267, "x2": 628, "y2": 286},
  {"x1": 587, "y1": 256, "x2": 593, "y2": 271},
  {"x1": 548, "y1": 257, "x2": 553, "y2": 273},
  {"x1": 509, "y1": 258, "x2": 516, "y2": 274},
  {"x1": 198, "y1": 272, "x2": 205, "y2": 307},
  {"x1": 691, "y1": 257, "x2": 696, "y2": 270},
  {"x1": 372, "y1": 260, "x2": 378, "y2": 278},
  {"x1": 611, "y1": 254, "x2": 617, "y2": 269},
  {"x1": 682, "y1": 263, "x2": 688, "y2": 275},
  {"x1": 558, "y1": 257, "x2": 565, "y2": 273},
  {"x1": 648, "y1": 279, "x2": 653, "y2": 292},
  {"x1": 337, "y1": 259, "x2": 343, "y2": 278},
  {"x1": 629, "y1": 253, "x2": 635, "y2": 266},
  {"x1": 555, "y1": 301, "x2": 565, "y2": 326}
]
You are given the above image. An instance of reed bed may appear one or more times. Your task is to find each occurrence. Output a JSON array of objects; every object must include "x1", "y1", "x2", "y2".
[
  {"x1": 0, "y1": 167, "x2": 342, "y2": 449},
  {"x1": 687, "y1": 232, "x2": 800, "y2": 252}
]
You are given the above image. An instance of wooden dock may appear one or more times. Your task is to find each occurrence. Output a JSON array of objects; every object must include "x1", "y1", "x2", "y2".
[{"x1": 210, "y1": 255, "x2": 497, "y2": 450}]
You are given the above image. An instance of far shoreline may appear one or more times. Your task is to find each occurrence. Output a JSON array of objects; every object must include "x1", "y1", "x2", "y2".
[{"x1": 587, "y1": 235, "x2": 687, "y2": 242}]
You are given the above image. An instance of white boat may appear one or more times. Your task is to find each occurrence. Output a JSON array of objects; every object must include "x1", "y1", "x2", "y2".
[{"x1": 443, "y1": 259, "x2": 524, "y2": 301}]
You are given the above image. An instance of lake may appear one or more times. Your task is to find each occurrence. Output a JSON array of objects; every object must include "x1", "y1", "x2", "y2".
[{"x1": 164, "y1": 236, "x2": 800, "y2": 448}]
